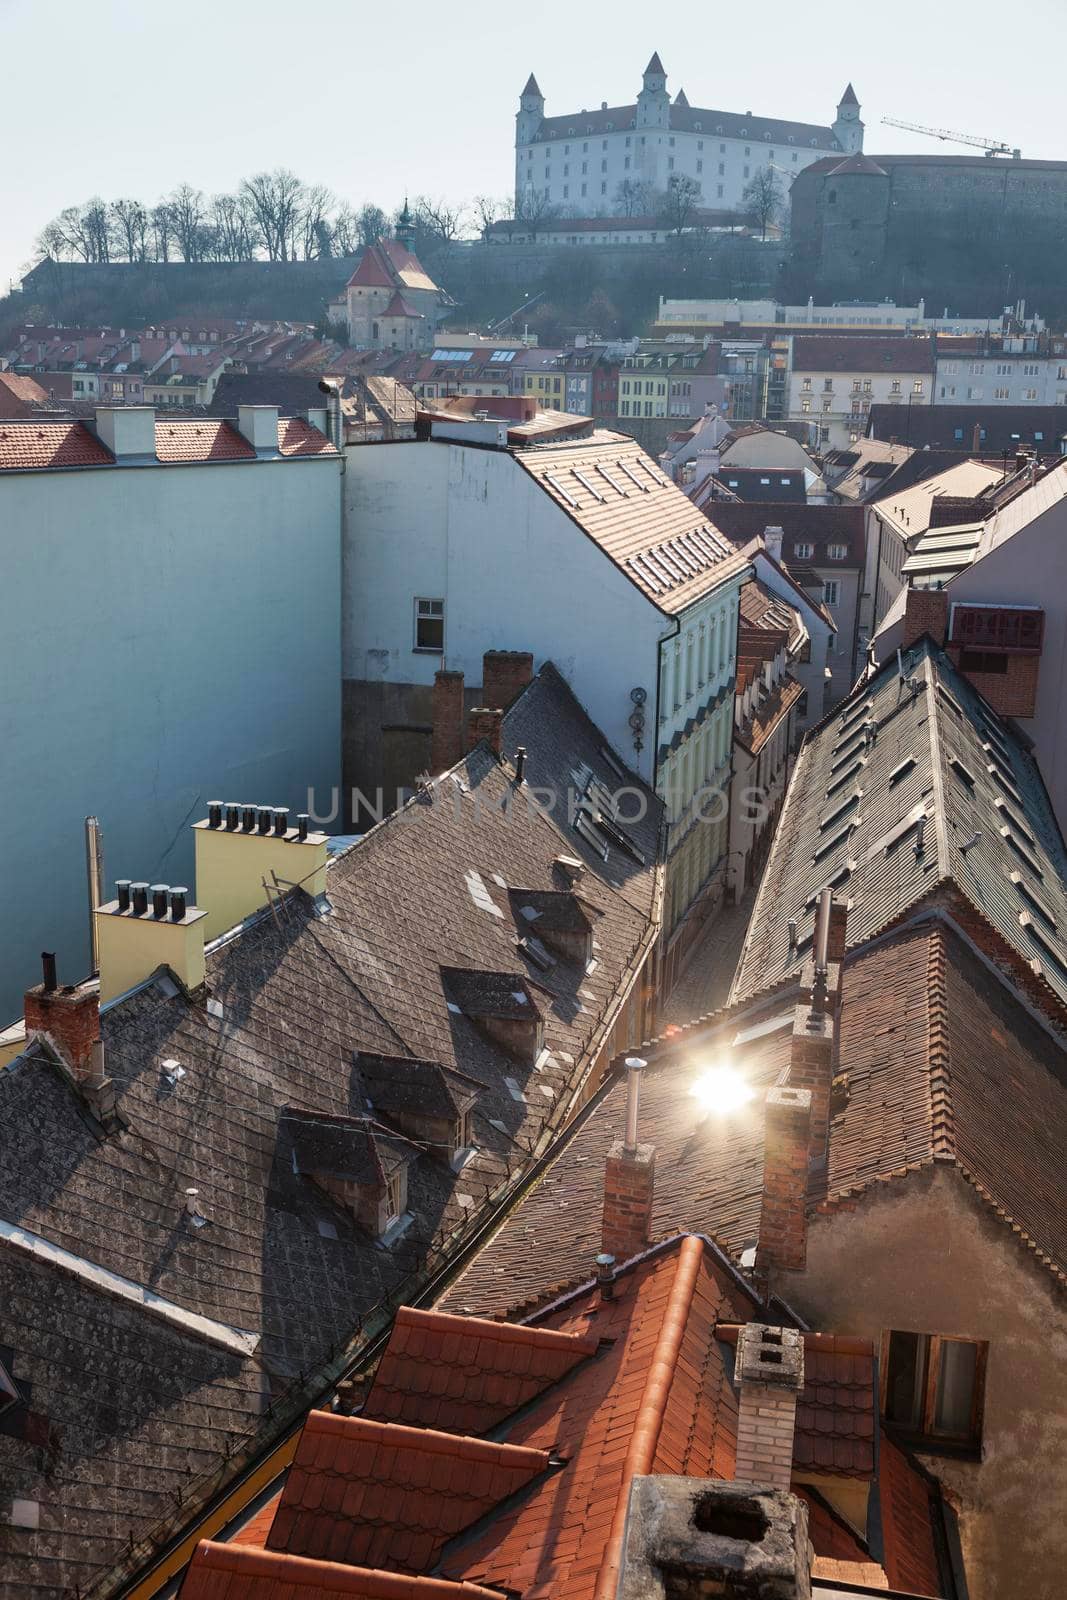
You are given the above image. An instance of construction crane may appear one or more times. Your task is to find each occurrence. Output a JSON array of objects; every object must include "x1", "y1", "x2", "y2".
[{"x1": 880, "y1": 116, "x2": 1021, "y2": 159}]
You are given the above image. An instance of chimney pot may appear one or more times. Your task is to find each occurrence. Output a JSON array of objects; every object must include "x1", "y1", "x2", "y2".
[
  {"x1": 257, "y1": 807, "x2": 272, "y2": 835},
  {"x1": 132, "y1": 882, "x2": 149, "y2": 916},
  {"x1": 623, "y1": 1056, "x2": 646, "y2": 1153},
  {"x1": 515, "y1": 746, "x2": 528, "y2": 783},
  {"x1": 294, "y1": 813, "x2": 309, "y2": 841},
  {"x1": 241, "y1": 806, "x2": 256, "y2": 833},
  {"x1": 596, "y1": 1252, "x2": 617, "y2": 1298},
  {"x1": 116, "y1": 879, "x2": 132, "y2": 913},
  {"x1": 225, "y1": 804, "x2": 240, "y2": 831},
  {"x1": 170, "y1": 887, "x2": 188, "y2": 921},
  {"x1": 41, "y1": 951, "x2": 58, "y2": 993},
  {"x1": 151, "y1": 885, "x2": 169, "y2": 920},
  {"x1": 207, "y1": 801, "x2": 223, "y2": 829},
  {"x1": 273, "y1": 807, "x2": 289, "y2": 836}
]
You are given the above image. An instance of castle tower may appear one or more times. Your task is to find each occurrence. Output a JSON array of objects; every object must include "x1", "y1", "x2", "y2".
[
  {"x1": 516, "y1": 73, "x2": 545, "y2": 147},
  {"x1": 635, "y1": 52, "x2": 670, "y2": 131},
  {"x1": 832, "y1": 83, "x2": 864, "y2": 154}
]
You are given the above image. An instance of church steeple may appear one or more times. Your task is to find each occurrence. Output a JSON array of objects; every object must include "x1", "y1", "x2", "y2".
[{"x1": 395, "y1": 197, "x2": 415, "y2": 251}]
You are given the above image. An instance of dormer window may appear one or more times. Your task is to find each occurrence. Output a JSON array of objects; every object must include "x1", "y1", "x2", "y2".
[
  {"x1": 283, "y1": 1109, "x2": 418, "y2": 1241},
  {"x1": 442, "y1": 968, "x2": 545, "y2": 1065},
  {"x1": 354, "y1": 1053, "x2": 484, "y2": 1164},
  {"x1": 509, "y1": 888, "x2": 596, "y2": 966}
]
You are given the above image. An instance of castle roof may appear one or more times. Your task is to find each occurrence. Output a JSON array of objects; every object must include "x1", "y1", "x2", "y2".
[
  {"x1": 839, "y1": 81, "x2": 860, "y2": 107},
  {"x1": 828, "y1": 153, "x2": 886, "y2": 177},
  {"x1": 674, "y1": 87, "x2": 689, "y2": 107},
  {"x1": 644, "y1": 51, "x2": 665, "y2": 75},
  {"x1": 521, "y1": 72, "x2": 542, "y2": 98}
]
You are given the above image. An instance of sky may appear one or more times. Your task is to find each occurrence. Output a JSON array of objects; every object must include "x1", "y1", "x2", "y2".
[{"x1": 2, "y1": 0, "x2": 1064, "y2": 294}]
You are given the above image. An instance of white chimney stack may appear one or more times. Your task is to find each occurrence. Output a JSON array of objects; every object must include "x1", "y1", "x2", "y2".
[
  {"x1": 236, "y1": 404, "x2": 280, "y2": 455},
  {"x1": 94, "y1": 406, "x2": 157, "y2": 461},
  {"x1": 763, "y1": 525, "x2": 785, "y2": 563}
]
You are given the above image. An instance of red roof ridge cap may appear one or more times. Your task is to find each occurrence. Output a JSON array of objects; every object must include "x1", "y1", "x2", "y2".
[
  {"x1": 187, "y1": 1540, "x2": 505, "y2": 1597},
  {"x1": 395, "y1": 1303, "x2": 600, "y2": 1355},
  {"x1": 592, "y1": 1235, "x2": 705, "y2": 1600},
  {"x1": 301, "y1": 1408, "x2": 552, "y2": 1470}
]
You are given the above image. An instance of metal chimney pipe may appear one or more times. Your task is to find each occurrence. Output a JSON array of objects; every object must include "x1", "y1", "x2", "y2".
[
  {"x1": 297, "y1": 814, "x2": 309, "y2": 842},
  {"x1": 85, "y1": 816, "x2": 104, "y2": 977},
  {"x1": 814, "y1": 888, "x2": 832, "y2": 978},
  {"x1": 241, "y1": 806, "x2": 256, "y2": 833},
  {"x1": 207, "y1": 801, "x2": 223, "y2": 829},
  {"x1": 170, "y1": 887, "x2": 188, "y2": 921},
  {"x1": 622, "y1": 1056, "x2": 646, "y2": 1154},
  {"x1": 515, "y1": 746, "x2": 527, "y2": 783},
  {"x1": 595, "y1": 1252, "x2": 617, "y2": 1299},
  {"x1": 184, "y1": 1187, "x2": 200, "y2": 1217},
  {"x1": 273, "y1": 808, "x2": 289, "y2": 836},
  {"x1": 225, "y1": 803, "x2": 240, "y2": 831},
  {"x1": 151, "y1": 885, "x2": 169, "y2": 920},
  {"x1": 41, "y1": 951, "x2": 58, "y2": 993},
  {"x1": 116, "y1": 879, "x2": 132, "y2": 913},
  {"x1": 257, "y1": 807, "x2": 272, "y2": 834},
  {"x1": 132, "y1": 882, "x2": 149, "y2": 916}
]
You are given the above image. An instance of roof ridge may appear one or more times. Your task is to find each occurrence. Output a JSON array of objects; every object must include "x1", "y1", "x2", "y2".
[
  {"x1": 301, "y1": 1408, "x2": 552, "y2": 1470},
  {"x1": 592, "y1": 1234, "x2": 705, "y2": 1600},
  {"x1": 393, "y1": 1303, "x2": 600, "y2": 1355},
  {"x1": 925, "y1": 924, "x2": 956, "y2": 1160},
  {"x1": 187, "y1": 1541, "x2": 505, "y2": 1598}
]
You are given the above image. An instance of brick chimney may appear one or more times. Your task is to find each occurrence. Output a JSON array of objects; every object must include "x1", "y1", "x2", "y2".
[
  {"x1": 431, "y1": 669, "x2": 465, "y2": 772},
  {"x1": 602, "y1": 1058, "x2": 655, "y2": 1262},
  {"x1": 467, "y1": 707, "x2": 504, "y2": 755},
  {"x1": 618, "y1": 1478, "x2": 812, "y2": 1600},
  {"x1": 901, "y1": 586, "x2": 949, "y2": 650},
  {"x1": 23, "y1": 954, "x2": 100, "y2": 1082},
  {"x1": 482, "y1": 650, "x2": 534, "y2": 712},
  {"x1": 756, "y1": 1086, "x2": 812, "y2": 1275},
  {"x1": 733, "y1": 1323, "x2": 805, "y2": 1490},
  {"x1": 787, "y1": 1005, "x2": 833, "y2": 1159}
]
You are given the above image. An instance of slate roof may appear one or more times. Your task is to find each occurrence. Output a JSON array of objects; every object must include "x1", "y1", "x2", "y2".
[
  {"x1": 208, "y1": 371, "x2": 333, "y2": 415},
  {"x1": 715, "y1": 466, "x2": 807, "y2": 503},
  {"x1": 512, "y1": 435, "x2": 751, "y2": 615},
  {"x1": 355, "y1": 1056, "x2": 484, "y2": 1121},
  {"x1": 530, "y1": 102, "x2": 839, "y2": 150},
  {"x1": 732, "y1": 638, "x2": 1067, "y2": 1016},
  {"x1": 284, "y1": 1110, "x2": 420, "y2": 1185},
  {"x1": 707, "y1": 502, "x2": 865, "y2": 568},
  {"x1": 0, "y1": 674, "x2": 662, "y2": 1599},
  {"x1": 867, "y1": 402, "x2": 1067, "y2": 452},
  {"x1": 792, "y1": 337, "x2": 935, "y2": 375}
]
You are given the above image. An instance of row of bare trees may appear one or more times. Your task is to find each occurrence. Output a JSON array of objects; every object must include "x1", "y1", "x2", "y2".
[{"x1": 36, "y1": 178, "x2": 485, "y2": 266}]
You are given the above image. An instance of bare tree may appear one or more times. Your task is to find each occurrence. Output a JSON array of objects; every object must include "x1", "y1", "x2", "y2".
[
  {"x1": 658, "y1": 173, "x2": 701, "y2": 235},
  {"x1": 110, "y1": 199, "x2": 147, "y2": 261},
  {"x1": 151, "y1": 202, "x2": 173, "y2": 262},
  {"x1": 168, "y1": 184, "x2": 207, "y2": 261},
  {"x1": 300, "y1": 184, "x2": 335, "y2": 259},
  {"x1": 473, "y1": 195, "x2": 503, "y2": 241},
  {"x1": 332, "y1": 204, "x2": 359, "y2": 255},
  {"x1": 241, "y1": 169, "x2": 306, "y2": 261},
  {"x1": 515, "y1": 186, "x2": 560, "y2": 239},
  {"x1": 614, "y1": 178, "x2": 654, "y2": 218},
  {"x1": 413, "y1": 196, "x2": 468, "y2": 248},
  {"x1": 209, "y1": 192, "x2": 256, "y2": 261},
  {"x1": 742, "y1": 167, "x2": 783, "y2": 241}
]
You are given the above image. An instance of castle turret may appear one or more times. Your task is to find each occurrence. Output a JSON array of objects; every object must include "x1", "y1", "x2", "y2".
[
  {"x1": 636, "y1": 52, "x2": 669, "y2": 131},
  {"x1": 832, "y1": 83, "x2": 864, "y2": 154},
  {"x1": 516, "y1": 72, "x2": 545, "y2": 146}
]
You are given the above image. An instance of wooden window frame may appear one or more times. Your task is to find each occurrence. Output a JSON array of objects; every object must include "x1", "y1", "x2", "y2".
[{"x1": 879, "y1": 1329, "x2": 987, "y2": 1455}]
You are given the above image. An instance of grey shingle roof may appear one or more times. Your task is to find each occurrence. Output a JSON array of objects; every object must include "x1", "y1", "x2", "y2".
[
  {"x1": 0, "y1": 669, "x2": 663, "y2": 1599},
  {"x1": 731, "y1": 639, "x2": 1067, "y2": 1011}
]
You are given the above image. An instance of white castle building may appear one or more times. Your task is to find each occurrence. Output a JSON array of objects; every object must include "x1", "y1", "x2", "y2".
[{"x1": 515, "y1": 55, "x2": 862, "y2": 219}]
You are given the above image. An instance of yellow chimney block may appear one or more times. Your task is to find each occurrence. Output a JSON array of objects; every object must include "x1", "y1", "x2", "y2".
[
  {"x1": 194, "y1": 813, "x2": 329, "y2": 944},
  {"x1": 96, "y1": 901, "x2": 208, "y2": 1003}
]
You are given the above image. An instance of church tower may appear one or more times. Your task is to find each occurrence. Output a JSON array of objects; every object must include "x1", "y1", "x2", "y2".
[
  {"x1": 516, "y1": 73, "x2": 545, "y2": 147},
  {"x1": 635, "y1": 52, "x2": 670, "y2": 130},
  {"x1": 832, "y1": 83, "x2": 864, "y2": 153}
]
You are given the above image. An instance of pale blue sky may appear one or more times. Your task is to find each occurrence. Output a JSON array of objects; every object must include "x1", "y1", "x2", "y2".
[{"x1": 2, "y1": 0, "x2": 1064, "y2": 294}]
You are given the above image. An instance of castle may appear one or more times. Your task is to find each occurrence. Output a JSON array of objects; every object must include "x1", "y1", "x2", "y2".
[{"x1": 515, "y1": 55, "x2": 861, "y2": 219}]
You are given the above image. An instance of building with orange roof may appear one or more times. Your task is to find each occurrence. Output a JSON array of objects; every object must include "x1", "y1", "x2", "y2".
[{"x1": 330, "y1": 210, "x2": 452, "y2": 354}]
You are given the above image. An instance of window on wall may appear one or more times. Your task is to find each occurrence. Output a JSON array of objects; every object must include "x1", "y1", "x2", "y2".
[
  {"x1": 414, "y1": 597, "x2": 444, "y2": 652},
  {"x1": 823, "y1": 579, "x2": 840, "y2": 606},
  {"x1": 882, "y1": 1330, "x2": 987, "y2": 1451}
]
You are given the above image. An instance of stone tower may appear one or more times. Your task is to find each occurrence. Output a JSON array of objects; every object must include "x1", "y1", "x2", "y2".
[
  {"x1": 832, "y1": 83, "x2": 864, "y2": 154},
  {"x1": 516, "y1": 73, "x2": 545, "y2": 147},
  {"x1": 635, "y1": 52, "x2": 670, "y2": 131}
]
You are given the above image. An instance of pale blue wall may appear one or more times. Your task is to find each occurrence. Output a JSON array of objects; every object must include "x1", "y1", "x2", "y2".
[{"x1": 0, "y1": 455, "x2": 342, "y2": 1017}]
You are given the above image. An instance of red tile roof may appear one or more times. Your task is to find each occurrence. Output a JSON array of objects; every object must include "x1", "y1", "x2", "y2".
[
  {"x1": 362, "y1": 1305, "x2": 600, "y2": 1434},
  {"x1": 347, "y1": 247, "x2": 398, "y2": 290},
  {"x1": 878, "y1": 1431, "x2": 943, "y2": 1597},
  {"x1": 154, "y1": 420, "x2": 255, "y2": 462},
  {"x1": 716, "y1": 1327, "x2": 876, "y2": 1478},
  {"x1": 266, "y1": 1411, "x2": 551, "y2": 1573},
  {"x1": 382, "y1": 292, "x2": 422, "y2": 320},
  {"x1": 180, "y1": 1541, "x2": 504, "y2": 1600},
  {"x1": 278, "y1": 417, "x2": 338, "y2": 456},
  {"x1": 0, "y1": 372, "x2": 50, "y2": 416},
  {"x1": 0, "y1": 421, "x2": 112, "y2": 470}
]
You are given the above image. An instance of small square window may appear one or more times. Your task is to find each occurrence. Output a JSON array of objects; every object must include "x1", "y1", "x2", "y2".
[
  {"x1": 882, "y1": 1330, "x2": 986, "y2": 1451},
  {"x1": 414, "y1": 597, "x2": 444, "y2": 653}
]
